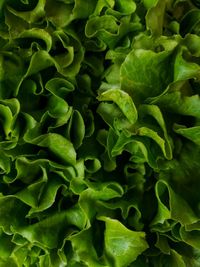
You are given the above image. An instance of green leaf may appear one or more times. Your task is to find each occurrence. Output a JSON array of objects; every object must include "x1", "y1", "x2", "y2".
[
  {"x1": 145, "y1": 0, "x2": 167, "y2": 36},
  {"x1": 174, "y1": 47, "x2": 200, "y2": 81},
  {"x1": 120, "y1": 49, "x2": 173, "y2": 104},
  {"x1": 100, "y1": 217, "x2": 148, "y2": 267},
  {"x1": 7, "y1": 0, "x2": 46, "y2": 24},
  {"x1": 138, "y1": 104, "x2": 172, "y2": 159},
  {"x1": 97, "y1": 89, "x2": 138, "y2": 124},
  {"x1": 180, "y1": 9, "x2": 200, "y2": 36},
  {"x1": 24, "y1": 133, "x2": 76, "y2": 165},
  {"x1": 155, "y1": 91, "x2": 200, "y2": 118},
  {"x1": 152, "y1": 180, "x2": 198, "y2": 229},
  {"x1": 69, "y1": 228, "x2": 107, "y2": 267},
  {"x1": 174, "y1": 125, "x2": 200, "y2": 145}
]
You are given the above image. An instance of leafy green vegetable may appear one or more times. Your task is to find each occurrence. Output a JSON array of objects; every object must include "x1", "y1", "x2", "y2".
[{"x1": 1, "y1": 0, "x2": 200, "y2": 266}]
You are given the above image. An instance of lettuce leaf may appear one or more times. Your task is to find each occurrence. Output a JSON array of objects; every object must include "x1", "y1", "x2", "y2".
[{"x1": 1, "y1": 0, "x2": 200, "y2": 266}]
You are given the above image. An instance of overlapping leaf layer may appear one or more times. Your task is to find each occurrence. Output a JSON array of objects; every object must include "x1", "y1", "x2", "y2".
[{"x1": 1, "y1": 0, "x2": 200, "y2": 266}]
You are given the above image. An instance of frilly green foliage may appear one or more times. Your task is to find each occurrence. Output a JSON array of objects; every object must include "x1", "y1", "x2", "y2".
[{"x1": 1, "y1": 0, "x2": 200, "y2": 266}]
